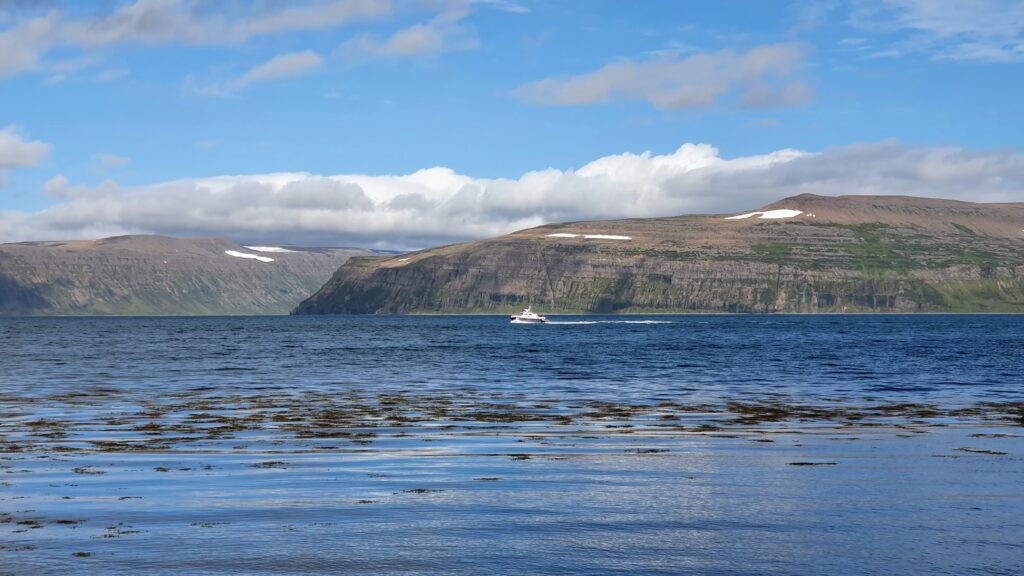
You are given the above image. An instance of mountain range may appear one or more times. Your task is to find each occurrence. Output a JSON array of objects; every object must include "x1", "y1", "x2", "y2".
[
  {"x1": 294, "y1": 194, "x2": 1024, "y2": 314},
  {"x1": 4, "y1": 195, "x2": 1023, "y2": 316},
  {"x1": 0, "y1": 235, "x2": 369, "y2": 315}
]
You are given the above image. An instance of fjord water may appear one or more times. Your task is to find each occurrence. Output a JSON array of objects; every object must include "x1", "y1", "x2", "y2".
[{"x1": 1, "y1": 315, "x2": 1022, "y2": 575}]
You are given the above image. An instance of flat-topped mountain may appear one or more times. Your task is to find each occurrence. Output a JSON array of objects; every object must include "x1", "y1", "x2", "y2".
[
  {"x1": 295, "y1": 194, "x2": 1024, "y2": 314},
  {"x1": 0, "y1": 235, "x2": 371, "y2": 315}
]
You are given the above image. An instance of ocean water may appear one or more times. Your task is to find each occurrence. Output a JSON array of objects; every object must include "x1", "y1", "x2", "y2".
[{"x1": 1, "y1": 315, "x2": 1022, "y2": 575}]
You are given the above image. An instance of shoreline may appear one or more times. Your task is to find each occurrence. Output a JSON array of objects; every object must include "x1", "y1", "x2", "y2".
[
  {"x1": 4, "y1": 396, "x2": 1021, "y2": 574},
  {"x1": 4, "y1": 391, "x2": 1022, "y2": 455},
  {"x1": 5, "y1": 311, "x2": 1024, "y2": 319}
]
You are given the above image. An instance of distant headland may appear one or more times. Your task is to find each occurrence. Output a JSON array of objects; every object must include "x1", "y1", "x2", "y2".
[{"x1": 294, "y1": 194, "x2": 1024, "y2": 315}]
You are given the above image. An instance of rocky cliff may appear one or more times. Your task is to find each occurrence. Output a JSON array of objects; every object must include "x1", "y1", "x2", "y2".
[
  {"x1": 294, "y1": 194, "x2": 1024, "y2": 314},
  {"x1": 0, "y1": 235, "x2": 370, "y2": 315}
]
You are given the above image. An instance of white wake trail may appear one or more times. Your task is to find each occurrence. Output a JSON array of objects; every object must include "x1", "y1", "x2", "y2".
[{"x1": 543, "y1": 320, "x2": 673, "y2": 325}]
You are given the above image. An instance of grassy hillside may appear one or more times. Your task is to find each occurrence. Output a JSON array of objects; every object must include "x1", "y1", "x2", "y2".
[
  {"x1": 0, "y1": 235, "x2": 370, "y2": 315},
  {"x1": 295, "y1": 194, "x2": 1024, "y2": 314}
]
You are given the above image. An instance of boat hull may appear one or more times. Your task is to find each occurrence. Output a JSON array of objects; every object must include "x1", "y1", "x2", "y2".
[{"x1": 510, "y1": 306, "x2": 547, "y2": 323}]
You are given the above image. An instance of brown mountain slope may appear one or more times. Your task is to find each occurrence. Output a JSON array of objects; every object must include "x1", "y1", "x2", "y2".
[
  {"x1": 0, "y1": 235, "x2": 370, "y2": 315},
  {"x1": 295, "y1": 194, "x2": 1024, "y2": 314}
]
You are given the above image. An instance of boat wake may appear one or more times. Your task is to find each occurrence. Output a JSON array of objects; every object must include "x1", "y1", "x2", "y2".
[{"x1": 544, "y1": 320, "x2": 673, "y2": 325}]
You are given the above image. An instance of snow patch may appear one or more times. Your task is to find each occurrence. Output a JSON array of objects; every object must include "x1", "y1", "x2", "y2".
[
  {"x1": 546, "y1": 233, "x2": 632, "y2": 240},
  {"x1": 760, "y1": 209, "x2": 803, "y2": 219},
  {"x1": 225, "y1": 250, "x2": 274, "y2": 263},
  {"x1": 725, "y1": 209, "x2": 803, "y2": 220},
  {"x1": 724, "y1": 212, "x2": 761, "y2": 220},
  {"x1": 244, "y1": 246, "x2": 295, "y2": 253}
]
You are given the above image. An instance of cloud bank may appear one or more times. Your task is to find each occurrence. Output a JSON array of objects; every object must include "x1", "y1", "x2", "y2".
[{"x1": 3, "y1": 141, "x2": 1023, "y2": 249}]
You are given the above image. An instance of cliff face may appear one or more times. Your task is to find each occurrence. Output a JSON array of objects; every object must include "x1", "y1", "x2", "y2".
[
  {"x1": 0, "y1": 235, "x2": 370, "y2": 315},
  {"x1": 295, "y1": 194, "x2": 1024, "y2": 314}
]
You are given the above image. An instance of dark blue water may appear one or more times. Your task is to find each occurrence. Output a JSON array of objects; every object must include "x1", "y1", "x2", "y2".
[
  {"x1": 3, "y1": 314, "x2": 1024, "y2": 403},
  {"x1": 1, "y1": 315, "x2": 1023, "y2": 575}
]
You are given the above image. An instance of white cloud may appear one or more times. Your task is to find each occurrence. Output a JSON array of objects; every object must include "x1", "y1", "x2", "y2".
[
  {"x1": 882, "y1": 0, "x2": 1024, "y2": 39},
  {"x1": 0, "y1": 0, "x2": 391, "y2": 77},
  {"x1": 515, "y1": 43, "x2": 810, "y2": 109},
  {"x1": 854, "y1": 0, "x2": 1024, "y2": 62},
  {"x1": 234, "y1": 51, "x2": 323, "y2": 84},
  {"x1": 471, "y1": 0, "x2": 528, "y2": 14},
  {"x1": 43, "y1": 174, "x2": 69, "y2": 197},
  {"x1": 337, "y1": 8, "x2": 480, "y2": 61},
  {"x1": 204, "y1": 51, "x2": 324, "y2": 95},
  {"x1": 93, "y1": 152, "x2": 131, "y2": 168},
  {"x1": 1, "y1": 0, "x2": 519, "y2": 80},
  {"x1": 62, "y1": 0, "x2": 392, "y2": 45},
  {"x1": 94, "y1": 68, "x2": 129, "y2": 82},
  {"x1": 0, "y1": 10, "x2": 56, "y2": 78},
  {"x1": 0, "y1": 126, "x2": 50, "y2": 187},
  {"x1": 3, "y1": 141, "x2": 1024, "y2": 249},
  {"x1": 0, "y1": 126, "x2": 50, "y2": 167}
]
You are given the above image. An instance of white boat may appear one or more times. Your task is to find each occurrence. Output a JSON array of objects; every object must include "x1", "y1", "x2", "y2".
[{"x1": 510, "y1": 306, "x2": 547, "y2": 324}]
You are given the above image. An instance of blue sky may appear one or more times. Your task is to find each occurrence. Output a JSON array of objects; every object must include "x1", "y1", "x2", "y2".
[{"x1": 1, "y1": 0, "x2": 1023, "y2": 247}]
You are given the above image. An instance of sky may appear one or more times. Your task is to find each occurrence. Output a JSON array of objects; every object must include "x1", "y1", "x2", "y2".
[{"x1": 1, "y1": 0, "x2": 1023, "y2": 249}]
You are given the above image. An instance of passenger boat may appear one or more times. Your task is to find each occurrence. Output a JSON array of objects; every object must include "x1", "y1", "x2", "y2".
[{"x1": 510, "y1": 306, "x2": 547, "y2": 324}]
